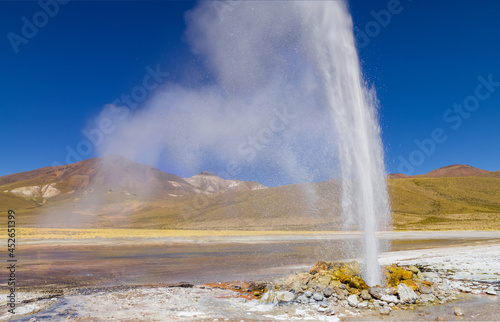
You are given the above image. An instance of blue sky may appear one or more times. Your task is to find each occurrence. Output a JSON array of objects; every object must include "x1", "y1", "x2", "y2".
[{"x1": 1, "y1": 0, "x2": 499, "y2": 186}]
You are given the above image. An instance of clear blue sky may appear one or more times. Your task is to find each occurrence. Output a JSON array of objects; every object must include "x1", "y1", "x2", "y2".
[{"x1": 1, "y1": 0, "x2": 499, "y2": 185}]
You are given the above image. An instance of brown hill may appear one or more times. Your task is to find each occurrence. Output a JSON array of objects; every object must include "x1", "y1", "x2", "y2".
[
  {"x1": 0, "y1": 155, "x2": 196, "y2": 199},
  {"x1": 0, "y1": 156, "x2": 269, "y2": 227},
  {"x1": 415, "y1": 164, "x2": 490, "y2": 178},
  {"x1": 1, "y1": 159, "x2": 498, "y2": 230},
  {"x1": 389, "y1": 164, "x2": 491, "y2": 179}
]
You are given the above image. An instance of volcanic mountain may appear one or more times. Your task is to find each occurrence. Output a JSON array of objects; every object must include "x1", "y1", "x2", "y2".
[
  {"x1": 0, "y1": 156, "x2": 267, "y2": 201},
  {"x1": 0, "y1": 156, "x2": 268, "y2": 227},
  {"x1": 0, "y1": 155, "x2": 196, "y2": 201},
  {"x1": 1, "y1": 158, "x2": 499, "y2": 230}
]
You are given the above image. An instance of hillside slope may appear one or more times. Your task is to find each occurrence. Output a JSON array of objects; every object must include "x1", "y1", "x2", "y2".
[
  {"x1": 388, "y1": 176, "x2": 500, "y2": 230},
  {"x1": 1, "y1": 158, "x2": 499, "y2": 230},
  {"x1": 388, "y1": 164, "x2": 491, "y2": 179},
  {"x1": 128, "y1": 176, "x2": 500, "y2": 230},
  {"x1": 414, "y1": 164, "x2": 490, "y2": 178},
  {"x1": 0, "y1": 156, "x2": 267, "y2": 227},
  {"x1": 480, "y1": 171, "x2": 500, "y2": 178}
]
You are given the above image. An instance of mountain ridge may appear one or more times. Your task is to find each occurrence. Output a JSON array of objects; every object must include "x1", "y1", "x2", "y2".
[
  {"x1": 388, "y1": 164, "x2": 492, "y2": 179},
  {"x1": 0, "y1": 155, "x2": 266, "y2": 211},
  {"x1": 1, "y1": 157, "x2": 498, "y2": 230}
]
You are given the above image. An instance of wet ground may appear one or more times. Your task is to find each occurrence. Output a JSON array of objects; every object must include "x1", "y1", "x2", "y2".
[{"x1": 5, "y1": 231, "x2": 500, "y2": 290}]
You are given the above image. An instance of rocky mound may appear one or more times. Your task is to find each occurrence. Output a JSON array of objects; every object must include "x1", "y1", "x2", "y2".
[{"x1": 213, "y1": 261, "x2": 498, "y2": 317}]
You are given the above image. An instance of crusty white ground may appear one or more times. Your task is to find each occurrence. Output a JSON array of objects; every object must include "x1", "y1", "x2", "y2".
[
  {"x1": 0, "y1": 287, "x2": 344, "y2": 321},
  {"x1": 379, "y1": 243, "x2": 500, "y2": 282}
]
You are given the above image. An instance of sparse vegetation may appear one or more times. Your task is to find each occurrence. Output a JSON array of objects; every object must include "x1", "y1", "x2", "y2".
[
  {"x1": 389, "y1": 176, "x2": 500, "y2": 230},
  {"x1": 1, "y1": 158, "x2": 499, "y2": 232},
  {"x1": 13, "y1": 227, "x2": 336, "y2": 240}
]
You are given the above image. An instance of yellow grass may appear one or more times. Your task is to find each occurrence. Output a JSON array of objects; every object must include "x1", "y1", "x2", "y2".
[{"x1": 8, "y1": 227, "x2": 350, "y2": 240}]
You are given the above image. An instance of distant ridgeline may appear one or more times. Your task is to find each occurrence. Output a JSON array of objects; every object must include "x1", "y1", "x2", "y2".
[{"x1": 0, "y1": 157, "x2": 499, "y2": 231}]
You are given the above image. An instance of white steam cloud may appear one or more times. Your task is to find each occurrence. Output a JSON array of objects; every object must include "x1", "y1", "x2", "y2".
[
  {"x1": 94, "y1": 1, "x2": 344, "y2": 186},
  {"x1": 91, "y1": 1, "x2": 391, "y2": 284}
]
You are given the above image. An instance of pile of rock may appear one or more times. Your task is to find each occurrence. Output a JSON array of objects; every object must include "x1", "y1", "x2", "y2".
[{"x1": 257, "y1": 261, "x2": 498, "y2": 316}]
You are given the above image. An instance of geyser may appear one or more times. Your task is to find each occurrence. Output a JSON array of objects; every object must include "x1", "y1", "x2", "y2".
[
  {"x1": 254, "y1": 1, "x2": 390, "y2": 286},
  {"x1": 300, "y1": 1, "x2": 391, "y2": 285}
]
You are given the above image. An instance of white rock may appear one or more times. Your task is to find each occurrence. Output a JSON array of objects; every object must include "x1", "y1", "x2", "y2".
[
  {"x1": 347, "y1": 294, "x2": 359, "y2": 307},
  {"x1": 397, "y1": 283, "x2": 418, "y2": 303},
  {"x1": 458, "y1": 286, "x2": 472, "y2": 293},
  {"x1": 440, "y1": 280, "x2": 452, "y2": 291},
  {"x1": 368, "y1": 286, "x2": 385, "y2": 299},
  {"x1": 275, "y1": 291, "x2": 295, "y2": 303},
  {"x1": 421, "y1": 272, "x2": 440, "y2": 283},
  {"x1": 319, "y1": 300, "x2": 329, "y2": 308},
  {"x1": 260, "y1": 291, "x2": 278, "y2": 304},
  {"x1": 419, "y1": 294, "x2": 436, "y2": 303},
  {"x1": 357, "y1": 301, "x2": 368, "y2": 309},
  {"x1": 379, "y1": 306, "x2": 391, "y2": 315},
  {"x1": 454, "y1": 307, "x2": 464, "y2": 316},
  {"x1": 485, "y1": 287, "x2": 497, "y2": 295},
  {"x1": 419, "y1": 285, "x2": 433, "y2": 294},
  {"x1": 325, "y1": 308, "x2": 336, "y2": 316},
  {"x1": 10, "y1": 183, "x2": 61, "y2": 199},
  {"x1": 41, "y1": 183, "x2": 61, "y2": 198},
  {"x1": 380, "y1": 295, "x2": 399, "y2": 304},
  {"x1": 297, "y1": 295, "x2": 308, "y2": 304}
]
